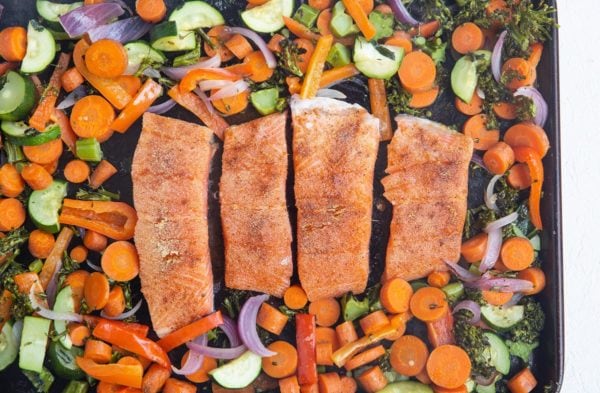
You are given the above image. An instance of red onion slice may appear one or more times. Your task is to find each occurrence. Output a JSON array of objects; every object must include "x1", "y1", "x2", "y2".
[
  {"x1": 209, "y1": 80, "x2": 249, "y2": 101},
  {"x1": 514, "y1": 86, "x2": 548, "y2": 127},
  {"x1": 465, "y1": 277, "x2": 534, "y2": 293},
  {"x1": 504, "y1": 293, "x2": 525, "y2": 307},
  {"x1": 86, "y1": 260, "x2": 103, "y2": 272},
  {"x1": 30, "y1": 288, "x2": 83, "y2": 322},
  {"x1": 316, "y1": 89, "x2": 347, "y2": 99},
  {"x1": 221, "y1": 315, "x2": 241, "y2": 347},
  {"x1": 193, "y1": 88, "x2": 215, "y2": 115},
  {"x1": 387, "y1": 0, "x2": 420, "y2": 26},
  {"x1": 148, "y1": 99, "x2": 177, "y2": 115},
  {"x1": 198, "y1": 80, "x2": 235, "y2": 91},
  {"x1": 106, "y1": 0, "x2": 133, "y2": 15},
  {"x1": 453, "y1": 300, "x2": 481, "y2": 323},
  {"x1": 238, "y1": 294, "x2": 276, "y2": 357},
  {"x1": 479, "y1": 227, "x2": 502, "y2": 272},
  {"x1": 59, "y1": 3, "x2": 125, "y2": 38},
  {"x1": 57, "y1": 86, "x2": 88, "y2": 110},
  {"x1": 162, "y1": 55, "x2": 222, "y2": 80},
  {"x1": 88, "y1": 17, "x2": 153, "y2": 43},
  {"x1": 444, "y1": 260, "x2": 481, "y2": 282},
  {"x1": 187, "y1": 343, "x2": 248, "y2": 360},
  {"x1": 100, "y1": 299, "x2": 143, "y2": 320},
  {"x1": 485, "y1": 211, "x2": 519, "y2": 232},
  {"x1": 491, "y1": 30, "x2": 507, "y2": 82},
  {"x1": 223, "y1": 27, "x2": 276, "y2": 69},
  {"x1": 484, "y1": 174, "x2": 502, "y2": 211},
  {"x1": 0, "y1": 5, "x2": 4, "y2": 21},
  {"x1": 470, "y1": 153, "x2": 489, "y2": 172},
  {"x1": 172, "y1": 335, "x2": 207, "y2": 375}
]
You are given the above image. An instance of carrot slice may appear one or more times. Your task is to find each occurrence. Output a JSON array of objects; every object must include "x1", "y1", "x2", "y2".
[
  {"x1": 181, "y1": 353, "x2": 216, "y2": 383},
  {"x1": 64, "y1": 160, "x2": 91, "y2": 184},
  {"x1": 390, "y1": 335, "x2": 429, "y2": 376},
  {"x1": 225, "y1": 34, "x2": 254, "y2": 60},
  {"x1": 452, "y1": 22, "x2": 485, "y2": 54},
  {"x1": 426, "y1": 345, "x2": 471, "y2": 389},
  {"x1": 103, "y1": 285, "x2": 126, "y2": 317},
  {"x1": 70, "y1": 95, "x2": 115, "y2": 141},
  {"x1": 0, "y1": 198, "x2": 26, "y2": 231},
  {"x1": 409, "y1": 287, "x2": 448, "y2": 322},
  {"x1": 0, "y1": 163, "x2": 25, "y2": 197},
  {"x1": 507, "y1": 163, "x2": 532, "y2": 190},
  {"x1": 385, "y1": 32, "x2": 413, "y2": 53},
  {"x1": 116, "y1": 75, "x2": 142, "y2": 97},
  {"x1": 527, "y1": 42, "x2": 544, "y2": 68},
  {"x1": 386, "y1": 313, "x2": 407, "y2": 341},
  {"x1": 427, "y1": 271, "x2": 451, "y2": 288},
  {"x1": 0, "y1": 290, "x2": 13, "y2": 332},
  {"x1": 85, "y1": 39, "x2": 128, "y2": 78},
  {"x1": 157, "y1": 311, "x2": 224, "y2": 352},
  {"x1": 398, "y1": 51, "x2": 436, "y2": 93},
  {"x1": 409, "y1": 85, "x2": 440, "y2": 108},
  {"x1": 426, "y1": 309, "x2": 454, "y2": 348},
  {"x1": 294, "y1": 38, "x2": 315, "y2": 74},
  {"x1": 308, "y1": 298, "x2": 340, "y2": 327},
  {"x1": 493, "y1": 101, "x2": 518, "y2": 120},
  {"x1": 483, "y1": 141, "x2": 515, "y2": 175},
  {"x1": 211, "y1": 89, "x2": 250, "y2": 116},
  {"x1": 20, "y1": 163, "x2": 53, "y2": 191},
  {"x1": 359, "y1": 310, "x2": 390, "y2": 335},
  {"x1": 142, "y1": 363, "x2": 170, "y2": 392},
  {"x1": 316, "y1": 341, "x2": 333, "y2": 366},
  {"x1": 284, "y1": 285, "x2": 308, "y2": 310},
  {"x1": 517, "y1": 267, "x2": 546, "y2": 295},
  {"x1": 504, "y1": 122, "x2": 550, "y2": 158},
  {"x1": 84, "y1": 339, "x2": 113, "y2": 363},
  {"x1": 463, "y1": 114, "x2": 500, "y2": 151},
  {"x1": 309, "y1": 0, "x2": 332, "y2": 10},
  {"x1": 461, "y1": 233, "x2": 488, "y2": 263},
  {"x1": 262, "y1": 341, "x2": 298, "y2": 378},
  {"x1": 341, "y1": 376, "x2": 358, "y2": 393},
  {"x1": 61, "y1": 67, "x2": 85, "y2": 93},
  {"x1": 380, "y1": 277, "x2": 413, "y2": 314},
  {"x1": 0, "y1": 27, "x2": 27, "y2": 61},
  {"x1": 70, "y1": 245, "x2": 88, "y2": 263},
  {"x1": 357, "y1": 366, "x2": 387, "y2": 393},
  {"x1": 319, "y1": 372, "x2": 343, "y2": 393},
  {"x1": 257, "y1": 303, "x2": 288, "y2": 335},
  {"x1": 66, "y1": 270, "x2": 89, "y2": 313},
  {"x1": 279, "y1": 376, "x2": 301, "y2": 393},
  {"x1": 501, "y1": 57, "x2": 536, "y2": 90},
  {"x1": 68, "y1": 323, "x2": 91, "y2": 346},
  {"x1": 84, "y1": 230, "x2": 108, "y2": 252},
  {"x1": 320, "y1": 63, "x2": 359, "y2": 87},
  {"x1": 84, "y1": 272, "x2": 110, "y2": 311},
  {"x1": 162, "y1": 378, "x2": 195, "y2": 393},
  {"x1": 342, "y1": 0, "x2": 376, "y2": 40},
  {"x1": 267, "y1": 34, "x2": 286, "y2": 53},
  {"x1": 28, "y1": 229, "x2": 55, "y2": 259},
  {"x1": 344, "y1": 345, "x2": 386, "y2": 371},
  {"x1": 135, "y1": 0, "x2": 166, "y2": 23},
  {"x1": 500, "y1": 237, "x2": 535, "y2": 271},
  {"x1": 455, "y1": 92, "x2": 483, "y2": 116},
  {"x1": 482, "y1": 290, "x2": 513, "y2": 306},
  {"x1": 409, "y1": 20, "x2": 441, "y2": 38},
  {"x1": 335, "y1": 321, "x2": 358, "y2": 347},
  {"x1": 101, "y1": 241, "x2": 139, "y2": 282},
  {"x1": 204, "y1": 26, "x2": 234, "y2": 62},
  {"x1": 317, "y1": 8, "x2": 333, "y2": 36},
  {"x1": 316, "y1": 326, "x2": 339, "y2": 351},
  {"x1": 507, "y1": 367, "x2": 537, "y2": 393},
  {"x1": 111, "y1": 79, "x2": 162, "y2": 133},
  {"x1": 23, "y1": 138, "x2": 63, "y2": 165},
  {"x1": 89, "y1": 160, "x2": 118, "y2": 189}
]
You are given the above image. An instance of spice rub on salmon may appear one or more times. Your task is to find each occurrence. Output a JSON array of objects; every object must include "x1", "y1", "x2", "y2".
[
  {"x1": 220, "y1": 112, "x2": 293, "y2": 297},
  {"x1": 291, "y1": 96, "x2": 380, "y2": 301},
  {"x1": 383, "y1": 115, "x2": 473, "y2": 281},
  {"x1": 132, "y1": 113, "x2": 214, "y2": 338}
]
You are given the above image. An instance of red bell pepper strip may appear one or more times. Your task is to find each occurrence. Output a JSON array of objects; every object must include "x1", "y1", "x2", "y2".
[
  {"x1": 426, "y1": 309, "x2": 455, "y2": 348},
  {"x1": 92, "y1": 320, "x2": 171, "y2": 368},
  {"x1": 83, "y1": 316, "x2": 150, "y2": 338},
  {"x1": 76, "y1": 357, "x2": 143, "y2": 388},
  {"x1": 179, "y1": 68, "x2": 240, "y2": 93},
  {"x1": 513, "y1": 146, "x2": 544, "y2": 230},
  {"x1": 167, "y1": 84, "x2": 229, "y2": 139},
  {"x1": 58, "y1": 199, "x2": 137, "y2": 240},
  {"x1": 29, "y1": 52, "x2": 71, "y2": 131},
  {"x1": 157, "y1": 311, "x2": 224, "y2": 352},
  {"x1": 296, "y1": 313, "x2": 318, "y2": 385},
  {"x1": 111, "y1": 79, "x2": 163, "y2": 133}
]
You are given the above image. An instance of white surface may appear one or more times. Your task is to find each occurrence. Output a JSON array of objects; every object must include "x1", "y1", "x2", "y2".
[{"x1": 559, "y1": 0, "x2": 600, "y2": 391}]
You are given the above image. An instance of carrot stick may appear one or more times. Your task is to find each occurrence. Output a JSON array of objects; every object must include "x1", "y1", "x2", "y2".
[
  {"x1": 507, "y1": 368, "x2": 537, "y2": 393},
  {"x1": 39, "y1": 227, "x2": 74, "y2": 289},
  {"x1": 342, "y1": 0, "x2": 376, "y2": 40},
  {"x1": 359, "y1": 310, "x2": 390, "y2": 335},
  {"x1": 73, "y1": 39, "x2": 132, "y2": 110},
  {"x1": 463, "y1": 114, "x2": 500, "y2": 151},
  {"x1": 301, "y1": 34, "x2": 334, "y2": 99},
  {"x1": 262, "y1": 340, "x2": 298, "y2": 378},
  {"x1": 279, "y1": 376, "x2": 301, "y2": 393},
  {"x1": 135, "y1": 0, "x2": 166, "y2": 23},
  {"x1": 452, "y1": 22, "x2": 485, "y2": 54},
  {"x1": 426, "y1": 310, "x2": 455, "y2": 348},
  {"x1": 296, "y1": 314, "x2": 318, "y2": 385},
  {"x1": 84, "y1": 339, "x2": 113, "y2": 363},
  {"x1": 368, "y1": 78, "x2": 393, "y2": 141},
  {"x1": 29, "y1": 52, "x2": 71, "y2": 131},
  {"x1": 284, "y1": 285, "x2": 308, "y2": 310},
  {"x1": 308, "y1": 298, "x2": 340, "y2": 327},
  {"x1": 0, "y1": 27, "x2": 27, "y2": 61},
  {"x1": 426, "y1": 345, "x2": 471, "y2": 389},
  {"x1": 257, "y1": 303, "x2": 288, "y2": 335},
  {"x1": 157, "y1": 311, "x2": 224, "y2": 352},
  {"x1": 61, "y1": 67, "x2": 84, "y2": 93},
  {"x1": 357, "y1": 366, "x2": 388, "y2": 393},
  {"x1": 21, "y1": 163, "x2": 53, "y2": 191},
  {"x1": 517, "y1": 267, "x2": 546, "y2": 295},
  {"x1": 283, "y1": 16, "x2": 321, "y2": 41},
  {"x1": 111, "y1": 79, "x2": 162, "y2": 133},
  {"x1": 427, "y1": 271, "x2": 451, "y2": 288},
  {"x1": 318, "y1": 372, "x2": 342, "y2": 393},
  {"x1": 398, "y1": 51, "x2": 436, "y2": 93},
  {"x1": 504, "y1": 122, "x2": 550, "y2": 158},
  {"x1": 483, "y1": 141, "x2": 515, "y2": 175},
  {"x1": 507, "y1": 163, "x2": 532, "y2": 190},
  {"x1": 455, "y1": 92, "x2": 483, "y2": 116},
  {"x1": 89, "y1": 160, "x2": 118, "y2": 189},
  {"x1": 320, "y1": 63, "x2": 359, "y2": 87},
  {"x1": 50, "y1": 109, "x2": 77, "y2": 153},
  {"x1": 71, "y1": 95, "x2": 115, "y2": 141},
  {"x1": 142, "y1": 364, "x2": 170, "y2": 393},
  {"x1": 409, "y1": 287, "x2": 448, "y2": 322},
  {"x1": 0, "y1": 163, "x2": 25, "y2": 198},
  {"x1": 335, "y1": 321, "x2": 358, "y2": 346},
  {"x1": 64, "y1": 159, "x2": 91, "y2": 184},
  {"x1": 344, "y1": 345, "x2": 386, "y2": 371},
  {"x1": 167, "y1": 84, "x2": 229, "y2": 139},
  {"x1": 460, "y1": 233, "x2": 488, "y2": 263}
]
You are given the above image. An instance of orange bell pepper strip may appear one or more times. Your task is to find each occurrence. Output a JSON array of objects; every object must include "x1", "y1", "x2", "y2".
[
  {"x1": 167, "y1": 84, "x2": 229, "y2": 139},
  {"x1": 111, "y1": 79, "x2": 163, "y2": 133},
  {"x1": 319, "y1": 64, "x2": 360, "y2": 88},
  {"x1": 300, "y1": 34, "x2": 334, "y2": 99},
  {"x1": 179, "y1": 68, "x2": 240, "y2": 93},
  {"x1": 331, "y1": 324, "x2": 398, "y2": 367},
  {"x1": 83, "y1": 316, "x2": 150, "y2": 338},
  {"x1": 283, "y1": 16, "x2": 321, "y2": 41},
  {"x1": 93, "y1": 319, "x2": 170, "y2": 368},
  {"x1": 73, "y1": 39, "x2": 132, "y2": 110},
  {"x1": 513, "y1": 146, "x2": 544, "y2": 229},
  {"x1": 29, "y1": 52, "x2": 71, "y2": 131},
  {"x1": 76, "y1": 357, "x2": 143, "y2": 388},
  {"x1": 157, "y1": 311, "x2": 224, "y2": 352},
  {"x1": 342, "y1": 0, "x2": 377, "y2": 40},
  {"x1": 58, "y1": 199, "x2": 137, "y2": 240}
]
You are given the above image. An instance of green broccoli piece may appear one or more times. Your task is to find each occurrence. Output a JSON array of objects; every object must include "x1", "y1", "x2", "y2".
[
  {"x1": 341, "y1": 293, "x2": 369, "y2": 322},
  {"x1": 506, "y1": 339, "x2": 539, "y2": 363},
  {"x1": 454, "y1": 312, "x2": 496, "y2": 379},
  {"x1": 509, "y1": 297, "x2": 545, "y2": 344}
]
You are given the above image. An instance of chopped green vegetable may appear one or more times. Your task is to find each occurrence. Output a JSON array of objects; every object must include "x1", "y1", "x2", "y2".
[
  {"x1": 75, "y1": 187, "x2": 120, "y2": 201},
  {"x1": 250, "y1": 88, "x2": 280, "y2": 115},
  {"x1": 505, "y1": 339, "x2": 539, "y2": 363},
  {"x1": 505, "y1": 0, "x2": 557, "y2": 58},
  {"x1": 22, "y1": 367, "x2": 55, "y2": 393},
  {"x1": 293, "y1": 4, "x2": 319, "y2": 28},
  {"x1": 75, "y1": 138, "x2": 103, "y2": 162},
  {"x1": 62, "y1": 381, "x2": 89, "y2": 393},
  {"x1": 509, "y1": 297, "x2": 545, "y2": 344},
  {"x1": 441, "y1": 281, "x2": 464, "y2": 304},
  {"x1": 368, "y1": 10, "x2": 394, "y2": 41},
  {"x1": 28, "y1": 259, "x2": 43, "y2": 274},
  {"x1": 413, "y1": 36, "x2": 447, "y2": 65},
  {"x1": 327, "y1": 42, "x2": 351, "y2": 68},
  {"x1": 330, "y1": 10, "x2": 359, "y2": 38},
  {"x1": 454, "y1": 311, "x2": 496, "y2": 379},
  {"x1": 172, "y1": 47, "x2": 202, "y2": 67},
  {"x1": 341, "y1": 293, "x2": 369, "y2": 321}
]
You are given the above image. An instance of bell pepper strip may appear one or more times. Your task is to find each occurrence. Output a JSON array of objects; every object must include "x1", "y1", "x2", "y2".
[
  {"x1": 50, "y1": 109, "x2": 77, "y2": 153},
  {"x1": 179, "y1": 68, "x2": 240, "y2": 93},
  {"x1": 409, "y1": 20, "x2": 441, "y2": 38},
  {"x1": 300, "y1": 34, "x2": 334, "y2": 99},
  {"x1": 73, "y1": 39, "x2": 132, "y2": 110},
  {"x1": 319, "y1": 64, "x2": 359, "y2": 88},
  {"x1": 426, "y1": 309, "x2": 455, "y2": 348},
  {"x1": 167, "y1": 84, "x2": 229, "y2": 139},
  {"x1": 283, "y1": 16, "x2": 321, "y2": 41},
  {"x1": 368, "y1": 78, "x2": 392, "y2": 141},
  {"x1": 58, "y1": 199, "x2": 138, "y2": 240},
  {"x1": 76, "y1": 357, "x2": 143, "y2": 388},
  {"x1": 29, "y1": 52, "x2": 71, "y2": 131},
  {"x1": 157, "y1": 311, "x2": 224, "y2": 352},
  {"x1": 513, "y1": 146, "x2": 544, "y2": 229},
  {"x1": 111, "y1": 79, "x2": 163, "y2": 133},
  {"x1": 331, "y1": 324, "x2": 398, "y2": 367},
  {"x1": 82, "y1": 316, "x2": 150, "y2": 338},
  {"x1": 0, "y1": 62, "x2": 17, "y2": 76},
  {"x1": 39, "y1": 227, "x2": 74, "y2": 290},
  {"x1": 342, "y1": 0, "x2": 377, "y2": 40},
  {"x1": 296, "y1": 313, "x2": 318, "y2": 385},
  {"x1": 92, "y1": 320, "x2": 170, "y2": 368}
]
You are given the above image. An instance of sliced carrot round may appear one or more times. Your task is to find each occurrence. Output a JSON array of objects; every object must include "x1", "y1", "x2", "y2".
[
  {"x1": 461, "y1": 233, "x2": 488, "y2": 263},
  {"x1": 409, "y1": 86, "x2": 440, "y2": 108},
  {"x1": 380, "y1": 278, "x2": 413, "y2": 314},
  {"x1": 70, "y1": 95, "x2": 115, "y2": 141},
  {"x1": 84, "y1": 272, "x2": 110, "y2": 311},
  {"x1": 101, "y1": 241, "x2": 140, "y2": 282},
  {"x1": 262, "y1": 341, "x2": 298, "y2": 378},
  {"x1": 83, "y1": 230, "x2": 108, "y2": 252},
  {"x1": 204, "y1": 26, "x2": 234, "y2": 62},
  {"x1": 390, "y1": 335, "x2": 429, "y2": 376},
  {"x1": 308, "y1": 298, "x2": 340, "y2": 327},
  {"x1": 500, "y1": 237, "x2": 535, "y2": 271},
  {"x1": 452, "y1": 22, "x2": 485, "y2": 54},
  {"x1": 503, "y1": 122, "x2": 550, "y2": 158},
  {"x1": 23, "y1": 139, "x2": 63, "y2": 165},
  {"x1": 455, "y1": 92, "x2": 483, "y2": 116},
  {"x1": 426, "y1": 345, "x2": 471, "y2": 389},
  {"x1": 28, "y1": 229, "x2": 55, "y2": 259},
  {"x1": 482, "y1": 290, "x2": 513, "y2": 306},
  {"x1": 517, "y1": 267, "x2": 546, "y2": 295},
  {"x1": 398, "y1": 51, "x2": 436, "y2": 93},
  {"x1": 501, "y1": 57, "x2": 536, "y2": 90},
  {"x1": 493, "y1": 101, "x2": 517, "y2": 120},
  {"x1": 507, "y1": 163, "x2": 532, "y2": 190},
  {"x1": 64, "y1": 160, "x2": 91, "y2": 184},
  {"x1": 211, "y1": 88, "x2": 249, "y2": 116},
  {"x1": 483, "y1": 141, "x2": 515, "y2": 175},
  {"x1": 0, "y1": 27, "x2": 27, "y2": 62},
  {"x1": 409, "y1": 286, "x2": 448, "y2": 322},
  {"x1": 102, "y1": 285, "x2": 126, "y2": 317},
  {"x1": 0, "y1": 198, "x2": 26, "y2": 231},
  {"x1": 85, "y1": 39, "x2": 128, "y2": 78},
  {"x1": 70, "y1": 245, "x2": 88, "y2": 263},
  {"x1": 284, "y1": 285, "x2": 308, "y2": 310},
  {"x1": 463, "y1": 114, "x2": 500, "y2": 151}
]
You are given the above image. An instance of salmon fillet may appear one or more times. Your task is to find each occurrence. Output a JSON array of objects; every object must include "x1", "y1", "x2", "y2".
[
  {"x1": 383, "y1": 115, "x2": 473, "y2": 281},
  {"x1": 220, "y1": 113, "x2": 292, "y2": 297},
  {"x1": 132, "y1": 113, "x2": 214, "y2": 337},
  {"x1": 291, "y1": 96, "x2": 380, "y2": 301}
]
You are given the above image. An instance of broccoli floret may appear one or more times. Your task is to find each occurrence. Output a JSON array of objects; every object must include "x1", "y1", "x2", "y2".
[
  {"x1": 454, "y1": 312, "x2": 496, "y2": 379},
  {"x1": 506, "y1": 339, "x2": 539, "y2": 363},
  {"x1": 462, "y1": 288, "x2": 485, "y2": 306},
  {"x1": 509, "y1": 297, "x2": 545, "y2": 344}
]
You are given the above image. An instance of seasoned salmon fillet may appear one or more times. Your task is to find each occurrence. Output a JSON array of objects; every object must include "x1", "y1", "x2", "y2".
[
  {"x1": 383, "y1": 115, "x2": 473, "y2": 281},
  {"x1": 291, "y1": 96, "x2": 380, "y2": 301},
  {"x1": 132, "y1": 113, "x2": 214, "y2": 337},
  {"x1": 220, "y1": 113, "x2": 292, "y2": 297}
]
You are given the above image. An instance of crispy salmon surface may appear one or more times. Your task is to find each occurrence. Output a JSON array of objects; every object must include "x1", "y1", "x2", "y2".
[
  {"x1": 132, "y1": 113, "x2": 214, "y2": 337},
  {"x1": 291, "y1": 96, "x2": 380, "y2": 301},
  {"x1": 383, "y1": 115, "x2": 473, "y2": 281},
  {"x1": 220, "y1": 112, "x2": 293, "y2": 297}
]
